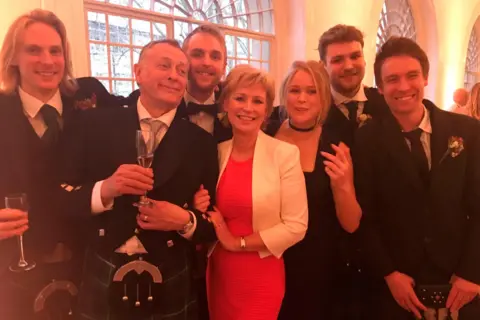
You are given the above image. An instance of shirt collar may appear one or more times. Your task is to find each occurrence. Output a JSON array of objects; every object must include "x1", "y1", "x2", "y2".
[
  {"x1": 331, "y1": 84, "x2": 368, "y2": 106},
  {"x1": 184, "y1": 90, "x2": 216, "y2": 105},
  {"x1": 18, "y1": 87, "x2": 63, "y2": 118},
  {"x1": 137, "y1": 97, "x2": 177, "y2": 128},
  {"x1": 417, "y1": 104, "x2": 432, "y2": 134}
]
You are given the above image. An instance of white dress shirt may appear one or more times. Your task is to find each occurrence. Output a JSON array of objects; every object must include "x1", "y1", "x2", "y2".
[
  {"x1": 91, "y1": 99, "x2": 196, "y2": 254},
  {"x1": 331, "y1": 84, "x2": 368, "y2": 119},
  {"x1": 403, "y1": 105, "x2": 432, "y2": 169},
  {"x1": 18, "y1": 87, "x2": 63, "y2": 137},
  {"x1": 184, "y1": 90, "x2": 216, "y2": 134}
]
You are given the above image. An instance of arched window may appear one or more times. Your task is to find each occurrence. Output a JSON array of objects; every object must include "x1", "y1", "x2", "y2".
[
  {"x1": 465, "y1": 28, "x2": 480, "y2": 90},
  {"x1": 376, "y1": 0, "x2": 416, "y2": 52},
  {"x1": 85, "y1": 0, "x2": 274, "y2": 95}
]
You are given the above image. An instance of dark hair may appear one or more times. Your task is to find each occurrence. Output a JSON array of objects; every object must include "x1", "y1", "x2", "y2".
[
  {"x1": 318, "y1": 24, "x2": 364, "y2": 62},
  {"x1": 182, "y1": 24, "x2": 226, "y2": 59},
  {"x1": 138, "y1": 39, "x2": 183, "y2": 62},
  {"x1": 374, "y1": 37, "x2": 429, "y2": 88}
]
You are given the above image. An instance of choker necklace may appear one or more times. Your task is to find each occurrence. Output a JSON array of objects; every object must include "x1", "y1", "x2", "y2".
[{"x1": 288, "y1": 119, "x2": 316, "y2": 132}]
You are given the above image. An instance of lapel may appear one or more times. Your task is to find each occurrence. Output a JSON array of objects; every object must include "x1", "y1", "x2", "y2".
[
  {"x1": 379, "y1": 112, "x2": 425, "y2": 194},
  {"x1": 152, "y1": 110, "x2": 192, "y2": 188},
  {"x1": 217, "y1": 139, "x2": 233, "y2": 189}
]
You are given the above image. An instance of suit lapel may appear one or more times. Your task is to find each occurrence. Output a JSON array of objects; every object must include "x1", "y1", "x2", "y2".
[
  {"x1": 152, "y1": 111, "x2": 191, "y2": 188},
  {"x1": 217, "y1": 140, "x2": 233, "y2": 189},
  {"x1": 379, "y1": 113, "x2": 425, "y2": 193}
]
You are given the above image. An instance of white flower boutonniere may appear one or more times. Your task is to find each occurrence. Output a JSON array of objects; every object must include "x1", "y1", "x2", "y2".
[
  {"x1": 440, "y1": 136, "x2": 465, "y2": 163},
  {"x1": 357, "y1": 113, "x2": 372, "y2": 128}
]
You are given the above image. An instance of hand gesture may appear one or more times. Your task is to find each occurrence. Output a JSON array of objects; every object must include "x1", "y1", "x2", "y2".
[
  {"x1": 0, "y1": 209, "x2": 28, "y2": 241},
  {"x1": 193, "y1": 185, "x2": 210, "y2": 213},
  {"x1": 137, "y1": 200, "x2": 190, "y2": 231},
  {"x1": 385, "y1": 271, "x2": 427, "y2": 319},
  {"x1": 447, "y1": 275, "x2": 479, "y2": 312},
  {"x1": 207, "y1": 207, "x2": 238, "y2": 252},
  {"x1": 321, "y1": 142, "x2": 354, "y2": 192},
  {"x1": 101, "y1": 164, "x2": 153, "y2": 204}
]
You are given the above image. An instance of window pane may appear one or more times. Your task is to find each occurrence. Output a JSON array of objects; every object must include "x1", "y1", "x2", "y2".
[
  {"x1": 262, "y1": 41, "x2": 270, "y2": 61},
  {"x1": 238, "y1": 16, "x2": 248, "y2": 30},
  {"x1": 154, "y1": 1, "x2": 171, "y2": 14},
  {"x1": 250, "y1": 39, "x2": 261, "y2": 59},
  {"x1": 90, "y1": 43, "x2": 109, "y2": 77},
  {"x1": 226, "y1": 59, "x2": 236, "y2": 74},
  {"x1": 133, "y1": 47, "x2": 141, "y2": 64},
  {"x1": 108, "y1": 0, "x2": 129, "y2": 6},
  {"x1": 112, "y1": 80, "x2": 133, "y2": 96},
  {"x1": 110, "y1": 46, "x2": 132, "y2": 78},
  {"x1": 99, "y1": 79, "x2": 110, "y2": 92},
  {"x1": 225, "y1": 35, "x2": 235, "y2": 57},
  {"x1": 249, "y1": 13, "x2": 261, "y2": 32},
  {"x1": 262, "y1": 11, "x2": 273, "y2": 34},
  {"x1": 250, "y1": 61, "x2": 261, "y2": 69},
  {"x1": 109, "y1": 15, "x2": 130, "y2": 44},
  {"x1": 88, "y1": 12, "x2": 106, "y2": 42},
  {"x1": 132, "y1": 19, "x2": 151, "y2": 46},
  {"x1": 237, "y1": 59, "x2": 248, "y2": 66},
  {"x1": 153, "y1": 23, "x2": 167, "y2": 40},
  {"x1": 132, "y1": 0, "x2": 151, "y2": 10},
  {"x1": 174, "y1": 20, "x2": 191, "y2": 45},
  {"x1": 261, "y1": 62, "x2": 269, "y2": 71},
  {"x1": 236, "y1": 37, "x2": 248, "y2": 59}
]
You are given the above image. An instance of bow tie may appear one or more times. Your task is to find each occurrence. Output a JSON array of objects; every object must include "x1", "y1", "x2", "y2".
[{"x1": 186, "y1": 102, "x2": 218, "y2": 117}]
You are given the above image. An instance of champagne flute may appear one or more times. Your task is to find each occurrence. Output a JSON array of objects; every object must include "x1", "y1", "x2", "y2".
[
  {"x1": 6, "y1": 193, "x2": 36, "y2": 272},
  {"x1": 134, "y1": 129, "x2": 155, "y2": 207}
]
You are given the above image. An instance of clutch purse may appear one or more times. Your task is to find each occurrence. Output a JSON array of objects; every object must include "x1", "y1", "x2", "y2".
[{"x1": 415, "y1": 284, "x2": 451, "y2": 308}]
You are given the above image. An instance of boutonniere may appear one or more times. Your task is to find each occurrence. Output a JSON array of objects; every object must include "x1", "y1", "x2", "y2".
[
  {"x1": 357, "y1": 113, "x2": 372, "y2": 127},
  {"x1": 440, "y1": 136, "x2": 465, "y2": 163},
  {"x1": 74, "y1": 93, "x2": 97, "y2": 110}
]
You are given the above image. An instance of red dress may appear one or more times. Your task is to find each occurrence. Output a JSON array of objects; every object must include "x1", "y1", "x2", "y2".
[{"x1": 207, "y1": 157, "x2": 285, "y2": 320}]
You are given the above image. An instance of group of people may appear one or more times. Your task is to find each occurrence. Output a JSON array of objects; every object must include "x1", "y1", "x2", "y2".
[{"x1": 0, "y1": 8, "x2": 479, "y2": 320}]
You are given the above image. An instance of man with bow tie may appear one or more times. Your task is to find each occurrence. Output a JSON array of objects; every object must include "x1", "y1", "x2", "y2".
[
  {"x1": 355, "y1": 37, "x2": 480, "y2": 320},
  {"x1": 61, "y1": 39, "x2": 218, "y2": 320}
]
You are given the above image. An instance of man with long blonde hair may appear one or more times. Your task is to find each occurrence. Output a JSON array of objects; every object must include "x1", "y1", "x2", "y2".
[{"x1": 0, "y1": 9, "x2": 112, "y2": 319}]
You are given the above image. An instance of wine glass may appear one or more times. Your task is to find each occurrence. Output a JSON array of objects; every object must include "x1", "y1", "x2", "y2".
[
  {"x1": 133, "y1": 129, "x2": 155, "y2": 207},
  {"x1": 6, "y1": 193, "x2": 36, "y2": 272}
]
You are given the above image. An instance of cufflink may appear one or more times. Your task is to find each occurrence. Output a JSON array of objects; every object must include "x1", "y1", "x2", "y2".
[
  {"x1": 98, "y1": 229, "x2": 105, "y2": 237},
  {"x1": 167, "y1": 240, "x2": 174, "y2": 247}
]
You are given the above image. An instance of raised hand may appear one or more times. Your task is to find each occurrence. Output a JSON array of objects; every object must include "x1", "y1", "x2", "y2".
[
  {"x1": 101, "y1": 164, "x2": 153, "y2": 204},
  {"x1": 447, "y1": 275, "x2": 479, "y2": 313},
  {"x1": 321, "y1": 142, "x2": 354, "y2": 192}
]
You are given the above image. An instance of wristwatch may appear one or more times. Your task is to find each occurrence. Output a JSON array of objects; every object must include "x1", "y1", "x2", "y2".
[{"x1": 178, "y1": 211, "x2": 195, "y2": 235}]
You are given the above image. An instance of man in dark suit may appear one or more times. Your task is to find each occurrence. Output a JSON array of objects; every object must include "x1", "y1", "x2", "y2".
[
  {"x1": 0, "y1": 9, "x2": 119, "y2": 320},
  {"x1": 314, "y1": 24, "x2": 389, "y2": 319},
  {"x1": 355, "y1": 37, "x2": 480, "y2": 320},
  {"x1": 62, "y1": 39, "x2": 218, "y2": 320}
]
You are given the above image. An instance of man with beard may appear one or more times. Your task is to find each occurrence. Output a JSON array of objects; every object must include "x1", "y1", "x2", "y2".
[{"x1": 314, "y1": 24, "x2": 389, "y2": 319}]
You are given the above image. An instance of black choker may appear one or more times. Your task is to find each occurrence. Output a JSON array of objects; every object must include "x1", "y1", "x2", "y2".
[{"x1": 289, "y1": 120, "x2": 316, "y2": 132}]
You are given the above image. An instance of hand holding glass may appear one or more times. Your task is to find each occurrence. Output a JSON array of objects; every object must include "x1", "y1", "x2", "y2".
[
  {"x1": 134, "y1": 129, "x2": 155, "y2": 207},
  {"x1": 5, "y1": 193, "x2": 36, "y2": 272}
]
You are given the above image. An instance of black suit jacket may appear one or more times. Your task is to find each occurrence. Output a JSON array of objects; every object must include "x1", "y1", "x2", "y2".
[
  {"x1": 354, "y1": 100, "x2": 480, "y2": 285},
  {"x1": 0, "y1": 84, "x2": 114, "y2": 274},
  {"x1": 61, "y1": 97, "x2": 218, "y2": 260}
]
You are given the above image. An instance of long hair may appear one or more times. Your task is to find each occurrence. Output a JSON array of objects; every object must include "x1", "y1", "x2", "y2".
[
  {"x1": 465, "y1": 82, "x2": 480, "y2": 119},
  {"x1": 0, "y1": 9, "x2": 77, "y2": 95}
]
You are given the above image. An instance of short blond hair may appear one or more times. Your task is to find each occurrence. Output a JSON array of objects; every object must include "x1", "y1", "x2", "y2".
[
  {"x1": 466, "y1": 82, "x2": 480, "y2": 119},
  {"x1": 182, "y1": 24, "x2": 226, "y2": 60},
  {"x1": 0, "y1": 9, "x2": 77, "y2": 95},
  {"x1": 219, "y1": 65, "x2": 275, "y2": 119},
  {"x1": 279, "y1": 60, "x2": 331, "y2": 124}
]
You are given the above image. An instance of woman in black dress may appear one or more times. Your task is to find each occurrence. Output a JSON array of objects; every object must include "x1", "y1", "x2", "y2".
[{"x1": 268, "y1": 61, "x2": 362, "y2": 319}]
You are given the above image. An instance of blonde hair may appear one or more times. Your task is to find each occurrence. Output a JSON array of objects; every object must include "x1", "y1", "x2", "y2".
[
  {"x1": 279, "y1": 60, "x2": 331, "y2": 124},
  {"x1": 183, "y1": 24, "x2": 226, "y2": 61},
  {"x1": 0, "y1": 9, "x2": 77, "y2": 95},
  {"x1": 465, "y1": 82, "x2": 480, "y2": 119},
  {"x1": 218, "y1": 64, "x2": 275, "y2": 125}
]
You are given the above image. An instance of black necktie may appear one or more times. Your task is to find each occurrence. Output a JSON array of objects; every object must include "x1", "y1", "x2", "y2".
[
  {"x1": 39, "y1": 104, "x2": 60, "y2": 145},
  {"x1": 403, "y1": 128, "x2": 430, "y2": 187},
  {"x1": 344, "y1": 101, "x2": 359, "y2": 126},
  {"x1": 186, "y1": 102, "x2": 218, "y2": 117}
]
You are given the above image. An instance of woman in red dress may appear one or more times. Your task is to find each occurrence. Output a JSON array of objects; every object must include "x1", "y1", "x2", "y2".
[{"x1": 194, "y1": 65, "x2": 308, "y2": 320}]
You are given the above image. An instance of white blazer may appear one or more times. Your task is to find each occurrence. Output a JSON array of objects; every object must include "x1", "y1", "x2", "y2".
[{"x1": 216, "y1": 131, "x2": 308, "y2": 258}]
